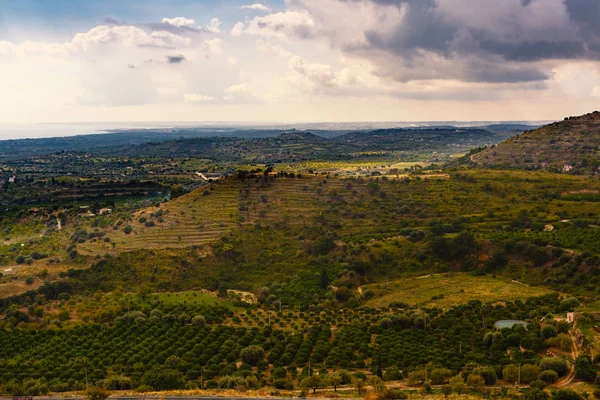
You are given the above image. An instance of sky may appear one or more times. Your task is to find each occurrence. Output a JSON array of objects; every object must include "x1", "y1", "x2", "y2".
[{"x1": 1, "y1": 0, "x2": 600, "y2": 124}]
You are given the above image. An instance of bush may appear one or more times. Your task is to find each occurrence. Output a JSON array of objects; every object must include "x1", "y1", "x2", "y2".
[
  {"x1": 530, "y1": 380, "x2": 547, "y2": 390},
  {"x1": 473, "y1": 365, "x2": 497, "y2": 385},
  {"x1": 141, "y1": 367, "x2": 185, "y2": 390},
  {"x1": 273, "y1": 379, "x2": 294, "y2": 390},
  {"x1": 551, "y1": 389, "x2": 582, "y2": 400},
  {"x1": 240, "y1": 345, "x2": 265, "y2": 366},
  {"x1": 575, "y1": 355, "x2": 597, "y2": 381},
  {"x1": 522, "y1": 364, "x2": 542, "y2": 384},
  {"x1": 541, "y1": 358, "x2": 569, "y2": 376},
  {"x1": 383, "y1": 366, "x2": 403, "y2": 381},
  {"x1": 123, "y1": 225, "x2": 133, "y2": 234},
  {"x1": 526, "y1": 388, "x2": 549, "y2": 400},
  {"x1": 135, "y1": 385, "x2": 154, "y2": 393},
  {"x1": 538, "y1": 370, "x2": 559, "y2": 384},
  {"x1": 84, "y1": 386, "x2": 110, "y2": 400},
  {"x1": 429, "y1": 368, "x2": 452, "y2": 385},
  {"x1": 191, "y1": 315, "x2": 206, "y2": 326},
  {"x1": 25, "y1": 277, "x2": 34, "y2": 285}
]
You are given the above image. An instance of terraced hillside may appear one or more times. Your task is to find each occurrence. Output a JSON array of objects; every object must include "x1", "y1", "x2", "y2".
[
  {"x1": 473, "y1": 111, "x2": 600, "y2": 173},
  {"x1": 80, "y1": 180, "x2": 241, "y2": 254}
]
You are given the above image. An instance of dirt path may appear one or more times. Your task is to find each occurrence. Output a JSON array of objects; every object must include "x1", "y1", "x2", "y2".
[{"x1": 554, "y1": 330, "x2": 579, "y2": 387}]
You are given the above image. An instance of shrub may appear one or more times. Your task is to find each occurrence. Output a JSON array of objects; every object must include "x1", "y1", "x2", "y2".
[
  {"x1": 383, "y1": 366, "x2": 403, "y2": 381},
  {"x1": 551, "y1": 389, "x2": 582, "y2": 400},
  {"x1": 273, "y1": 379, "x2": 294, "y2": 390},
  {"x1": 530, "y1": 380, "x2": 547, "y2": 390},
  {"x1": 240, "y1": 345, "x2": 265, "y2": 366},
  {"x1": 473, "y1": 365, "x2": 497, "y2": 385},
  {"x1": 541, "y1": 358, "x2": 568, "y2": 377},
  {"x1": 141, "y1": 367, "x2": 184, "y2": 390},
  {"x1": 135, "y1": 385, "x2": 154, "y2": 393},
  {"x1": 526, "y1": 388, "x2": 549, "y2": 400},
  {"x1": 539, "y1": 370, "x2": 559, "y2": 384},
  {"x1": 575, "y1": 355, "x2": 597, "y2": 381},
  {"x1": 84, "y1": 386, "x2": 110, "y2": 400}
]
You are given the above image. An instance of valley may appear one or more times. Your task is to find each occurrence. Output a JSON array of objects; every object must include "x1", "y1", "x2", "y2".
[{"x1": 0, "y1": 114, "x2": 599, "y2": 400}]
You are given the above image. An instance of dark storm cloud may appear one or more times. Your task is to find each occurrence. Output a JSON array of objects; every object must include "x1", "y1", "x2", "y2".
[
  {"x1": 328, "y1": 0, "x2": 600, "y2": 83},
  {"x1": 166, "y1": 54, "x2": 186, "y2": 64},
  {"x1": 479, "y1": 39, "x2": 586, "y2": 62}
]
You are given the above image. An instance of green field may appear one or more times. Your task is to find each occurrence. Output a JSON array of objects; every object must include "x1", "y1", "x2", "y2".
[
  {"x1": 363, "y1": 273, "x2": 555, "y2": 309},
  {"x1": 148, "y1": 290, "x2": 236, "y2": 310}
]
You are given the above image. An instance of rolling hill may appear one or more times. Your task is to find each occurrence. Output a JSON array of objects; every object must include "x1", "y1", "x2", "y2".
[{"x1": 473, "y1": 111, "x2": 600, "y2": 172}]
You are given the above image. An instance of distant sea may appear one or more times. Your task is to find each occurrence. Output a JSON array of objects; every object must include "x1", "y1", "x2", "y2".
[{"x1": 0, "y1": 120, "x2": 553, "y2": 141}]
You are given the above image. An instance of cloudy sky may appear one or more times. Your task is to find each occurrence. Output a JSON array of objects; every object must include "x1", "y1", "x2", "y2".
[{"x1": 1, "y1": 0, "x2": 600, "y2": 123}]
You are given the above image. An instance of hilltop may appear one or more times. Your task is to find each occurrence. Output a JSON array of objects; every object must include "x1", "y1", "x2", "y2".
[{"x1": 473, "y1": 111, "x2": 600, "y2": 172}]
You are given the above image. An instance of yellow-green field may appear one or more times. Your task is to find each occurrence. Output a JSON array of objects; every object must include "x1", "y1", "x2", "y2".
[
  {"x1": 147, "y1": 290, "x2": 236, "y2": 310},
  {"x1": 363, "y1": 273, "x2": 555, "y2": 309}
]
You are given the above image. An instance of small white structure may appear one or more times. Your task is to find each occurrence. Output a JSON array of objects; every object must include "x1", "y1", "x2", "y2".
[{"x1": 3, "y1": 268, "x2": 15, "y2": 276}]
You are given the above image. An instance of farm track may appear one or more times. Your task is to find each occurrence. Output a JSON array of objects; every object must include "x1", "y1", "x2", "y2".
[{"x1": 554, "y1": 330, "x2": 579, "y2": 388}]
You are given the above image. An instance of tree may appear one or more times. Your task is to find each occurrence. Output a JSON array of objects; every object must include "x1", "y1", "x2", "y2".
[
  {"x1": 240, "y1": 345, "x2": 265, "y2": 366},
  {"x1": 539, "y1": 370, "x2": 559, "y2": 384},
  {"x1": 354, "y1": 378, "x2": 365, "y2": 395},
  {"x1": 467, "y1": 374, "x2": 485, "y2": 392},
  {"x1": 141, "y1": 367, "x2": 185, "y2": 390},
  {"x1": 383, "y1": 367, "x2": 402, "y2": 381},
  {"x1": 319, "y1": 269, "x2": 329, "y2": 289},
  {"x1": 575, "y1": 355, "x2": 597, "y2": 382},
  {"x1": 473, "y1": 365, "x2": 497, "y2": 385},
  {"x1": 503, "y1": 364, "x2": 519, "y2": 384},
  {"x1": 301, "y1": 375, "x2": 322, "y2": 394},
  {"x1": 541, "y1": 358, "x2": 569, "y2": 377},
  {"x1": 526, "y1": 388, "x2": 550, "y2": 400},
  {"x1": 326, "y1": 372, "x2": 343, "y2": 392},
  {"x1": 191, "y1": 315, "x2": 206, "y2": 326},
  {"x1": 522, "y1": 364, "x2": 542, "y2": 384},
  {"x1": 430, "y1": 368, "x2": 453, "y2": 385},
  {"x1": 450, "y1": 375, "x2": 467, "y2": 395},
  {"x1": 441, "y1": 385, "x2": 453, "y2": 398}
]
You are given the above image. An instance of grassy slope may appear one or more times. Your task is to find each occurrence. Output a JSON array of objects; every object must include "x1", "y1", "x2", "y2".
[
  {"x1": 473, "y1": 111, "x2": 600, "y2": 168},
  {"x1": 79, "y1": 180, "x2": 241, "y2": 255},
  {"x1": 363, "y1": 272, "x2": 554, "y2": 309}
]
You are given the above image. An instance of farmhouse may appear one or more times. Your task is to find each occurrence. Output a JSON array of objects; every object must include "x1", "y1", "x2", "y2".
[{"x1": 567, "y1": 312, "x2": 600, "y2": 323}]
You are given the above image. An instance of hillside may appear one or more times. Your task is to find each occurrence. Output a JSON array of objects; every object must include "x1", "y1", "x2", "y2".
[{"x1": 473, "y1": 111, "x2": 600, "y2": 172}]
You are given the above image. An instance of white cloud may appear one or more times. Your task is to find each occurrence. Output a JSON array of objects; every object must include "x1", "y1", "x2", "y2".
[
  {"x1": 223, "y1": 83, "x2": 257, "y2": 101},
  {"x1": 232, "y1": 10, "x2": 315, "y2": 39},
  {"x1": 240, "y1": 4, "x2": 271, "y2": 12},
  {"x1": 184, "y1": 93, "x2": 216, "y2": 103},
  {"x1": 230, "y1": 22, "x2": 245, "y2": 37},
  {"x1": 207, "y1": 18, "x2": 222, "y2": 34},
  {"x1": 162, "y1": 17, "x2": 198, "y2": 29},
  {"x1": 70, "y1": 25, "x2": 186, "y2": 51},
  {"x1": 204, "y1": 38, "x2": 224, "y2": 55}
]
